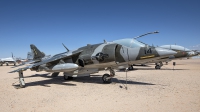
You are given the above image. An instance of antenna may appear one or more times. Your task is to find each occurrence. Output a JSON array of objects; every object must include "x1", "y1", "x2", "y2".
[
  {"x1": 133, "y1": 31, "x2": 159, "y2": 39},
  {"x1": 62, "y1": 43, "x2": 70, "y2": 52}
]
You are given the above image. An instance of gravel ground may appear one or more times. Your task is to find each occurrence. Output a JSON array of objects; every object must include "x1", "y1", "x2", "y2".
[{"x1": 0, "y1": 59, "x2": 200, "y2": 112}]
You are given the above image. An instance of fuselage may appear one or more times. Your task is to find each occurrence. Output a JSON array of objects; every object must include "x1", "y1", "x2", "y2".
[
  {"x1": 30, "y1": 40, "x2": 176, "y2": 75},
  {"x1": 0, "y1": 57, "x2": 16, "y2": 66}
]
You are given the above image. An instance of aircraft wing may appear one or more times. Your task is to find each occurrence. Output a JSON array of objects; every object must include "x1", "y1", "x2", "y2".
[
  {"x1": 9, "y1": 65, "x2": 33, "y2": 73},
  {"x1": 11, "y1": 60, "x2": 41, "y2": 68},
  {"x1": 9, "y1": 50, "x2": 82, "y2": 73}
]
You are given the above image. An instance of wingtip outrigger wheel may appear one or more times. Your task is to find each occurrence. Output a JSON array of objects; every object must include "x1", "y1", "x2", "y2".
[{"x1": 18, "y1": 70, "x2": 25, "y2": 88}]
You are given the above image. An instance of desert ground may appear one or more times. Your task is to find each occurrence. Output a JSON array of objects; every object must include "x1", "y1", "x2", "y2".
[{"x1": 0, "y1": 58, "x2": 200, "y2": 112}]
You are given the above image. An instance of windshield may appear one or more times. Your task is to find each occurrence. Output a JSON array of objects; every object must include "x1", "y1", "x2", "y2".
[{"x1": 113, "y1": 38, "x2": 145, "y2": 48}]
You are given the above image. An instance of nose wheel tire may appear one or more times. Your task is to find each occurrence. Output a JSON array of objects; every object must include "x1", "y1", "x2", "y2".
[{"x1": 102, "y1": 74, "x2": 111, "y2": 83}]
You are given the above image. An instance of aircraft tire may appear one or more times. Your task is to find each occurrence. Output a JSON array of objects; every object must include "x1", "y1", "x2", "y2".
[
  {"x1": 128, "y1": 66, "x2": 134, "y2": 70},
  {"x1": 155, "y1": 65, "x2": 161, "y2": 69},
  {"x1": 102, "y1": 74, "x2": 111, "y2": 83},
  {"x1": 19, "y1": 81, "x2": 25, "y2": 88},
  {"x1": 20, "y1": 84, "x2": 25, "y2": 88},
  {"x1": 6, "y1": 63, "x2": 9, "y2": 66}
]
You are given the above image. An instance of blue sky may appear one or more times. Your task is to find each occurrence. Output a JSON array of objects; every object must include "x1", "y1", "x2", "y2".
[{"x1": 0, "y1": 0, "x2": 200, "y2": 58}]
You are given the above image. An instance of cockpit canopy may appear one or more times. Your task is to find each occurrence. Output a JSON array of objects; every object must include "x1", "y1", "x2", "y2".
[{"x1": 113, "y1": 38, "x2": 145, "y2": 48}]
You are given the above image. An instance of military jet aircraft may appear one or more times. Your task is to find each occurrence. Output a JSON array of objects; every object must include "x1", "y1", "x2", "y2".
[
  {"x1": 0, "y1": 53, "x2": 18, "y2": 66},
  {"x1": 9, "y1": 39, "x2": 176, "y2": 88},
  {"x1": 149, "y1": 45, "x2": 198, "y2": 69},
  {"x1": 159, "y1": 45, "x2": 199, "y2": 61}
]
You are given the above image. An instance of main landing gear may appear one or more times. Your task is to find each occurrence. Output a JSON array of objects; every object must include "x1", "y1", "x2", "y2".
[
  {"x1": 155, "y1": 62, "x2": 163, "y2": 69},
  {"x1": 102, "y1": 67, "x2": 115, "y2": 83}
]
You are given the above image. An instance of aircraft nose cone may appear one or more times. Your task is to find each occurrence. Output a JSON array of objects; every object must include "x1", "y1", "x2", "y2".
[{"x1": 155, "y1": 47, "x2": 177, "y2": 57}]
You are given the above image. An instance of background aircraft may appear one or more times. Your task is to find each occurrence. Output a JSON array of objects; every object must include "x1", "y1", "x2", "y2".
[
  {"x1": 150, "y1": 45, "x2": 199, "y2": 69},
  {"x1": 112, "y1": 31, "x2": 199, "y2": 69},
  {"x1": 159, "y1": 45, "x2": 199, "y2": 59},
  {"x1": 9, "y1": 40, "x2": 176, "y2": 88},
  {"x1": 0, "y1": 53, "x2": 18, "y2": 66}
]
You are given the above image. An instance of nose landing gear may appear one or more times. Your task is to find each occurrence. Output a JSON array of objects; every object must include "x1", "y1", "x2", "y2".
[{"x1": 155, "y1": 62, "x2": 163, "y2": 69}]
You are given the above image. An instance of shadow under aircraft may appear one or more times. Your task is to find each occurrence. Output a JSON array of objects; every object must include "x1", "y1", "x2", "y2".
[{"x1": 12, "y1": 73, "x2": 155, "y2": 89}]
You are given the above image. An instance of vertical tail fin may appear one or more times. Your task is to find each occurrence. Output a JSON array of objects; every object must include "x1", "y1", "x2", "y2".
[
  {"x1": 27, "y1": 52, "x2": 33, "y2": 60},
  {"x1": 30, "y1": 44, "x2": 45, "y2": 60}
]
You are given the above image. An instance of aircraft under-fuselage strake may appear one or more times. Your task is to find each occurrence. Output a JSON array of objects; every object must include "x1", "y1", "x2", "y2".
[{"x1": 9, "y1": 41, "x2": 176, "y2": 88}]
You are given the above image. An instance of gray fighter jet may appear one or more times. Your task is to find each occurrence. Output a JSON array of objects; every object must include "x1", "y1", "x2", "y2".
[
  {"x1": 9, "y1": 40, "x2": 176, "y2": 88},
  {"x1": 148, "y1": 45, "x2": 198, "y2": 69},
  {"x1": 158, "y1": 45, "x2": 199, "y2": 63}
]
